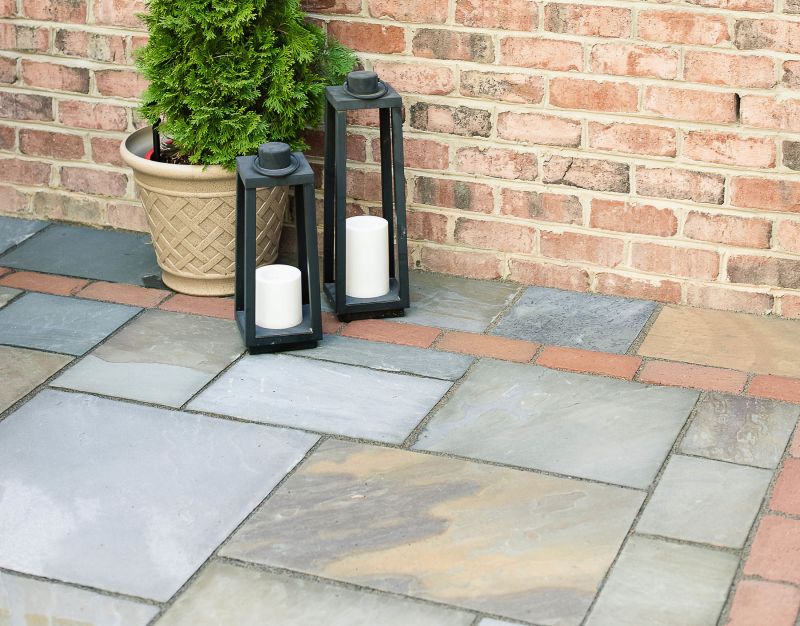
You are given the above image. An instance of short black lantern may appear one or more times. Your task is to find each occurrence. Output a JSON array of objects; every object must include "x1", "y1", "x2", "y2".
[
  {"x1": 235, "y1": 142, "x2": 322, "y2": 352},
  {"x1": 323, "y1": 70, "x2": 410, "y2": 321}
]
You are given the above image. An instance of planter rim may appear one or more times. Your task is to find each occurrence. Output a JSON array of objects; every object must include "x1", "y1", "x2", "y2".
[{"x1": 120, "y1": 126, "x2": 235, "y2": 181}]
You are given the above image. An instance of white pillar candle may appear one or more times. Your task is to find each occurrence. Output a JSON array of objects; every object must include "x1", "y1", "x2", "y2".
[
  {"x1": 346, "y1": 215, "x2": 390, "y2": 298},
  {"x1": 255, "y1": 264, "x2": 303, "y2": 329}
]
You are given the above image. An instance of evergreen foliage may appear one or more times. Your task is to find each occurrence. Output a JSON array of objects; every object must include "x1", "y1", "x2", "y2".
[{"x1": 136, "y1": 0, "x2": 355, "y2": 169}]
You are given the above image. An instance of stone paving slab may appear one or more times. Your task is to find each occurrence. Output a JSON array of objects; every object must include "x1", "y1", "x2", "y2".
[
  {"x1": 0, "y1": 389, "x2": 317, "y2": 601},
  {"x1": 492, "y1": 286, "x2": 657, "y2": 354},
  {"x1": 586, "y1": 536, "x2": 739, "y2": 626},
  {"x1": 53, "y1": 310, "x2": 244, "y2": 407},
  {"x1": 640, "y1": 305, "x2": 800, "y2": 378},
  {"x1": 0, "y1": 292, "x2": 139, "y2": 355},
  {"x1": 0, "y1": 223, "x2": 160, "y2": 286},
  {"x1": 0, "y1": 285, "x2": 19, "y2": 308},
  {"x1": 637, "y1": 455, "x2": 771, "y2": 548},
  {"x1": 0, "y1": 345, "x2": 72, "y2": 413},
  {"x1": 291, "y1": 335, "x2": 473, "y2": 380},
  {"x1": 0, "y1": 570, "x2": 158, "y2": 626},
  {"x1": 415, "y1": 360, "x2": 698, "y2": 488},
  {"x1": 0, "y1": 216, "x2": 47, "y2": 254},
  {"x1": 155, "y1": 560, "x2": 475, "y2": 626},
  {"x1": 190, "y1": 354, "x2": 451, "y2": 443},
  {"x1": 680, "y1": 393, "x2": 799, "y2": 468},
  {"x1": 221, "y1": 440, "x2": 644, "y2": 626}
]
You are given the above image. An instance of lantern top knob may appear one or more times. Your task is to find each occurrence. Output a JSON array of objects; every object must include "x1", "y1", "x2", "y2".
[
  {"x1": 255, "y1": 142, "x2": 299, "y2": 177},
  {"x1": 343, "y1": 70, "x2": 388, "y2": 100}
]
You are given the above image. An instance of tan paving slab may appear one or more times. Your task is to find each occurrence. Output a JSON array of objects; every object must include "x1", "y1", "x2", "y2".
[
  {"x1": 221, "y1": 440, "x2": 644, "y2": 626},
  {"x1": 0, "y1": 345, "x2": 71, "y2": 412},
  {"x1": 639, "y1": 305, "x2": 800, "y2": 378}
]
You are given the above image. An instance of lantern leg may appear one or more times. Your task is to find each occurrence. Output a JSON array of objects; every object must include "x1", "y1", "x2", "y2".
[
  {"x1": 334, "y1": 110, "x2": 348, "y2": 314},
  {"x1": 235, "y1": 175, "x2": 245, "y2": 315},
  {"x1": 391, "y1": 106, "x2": 410, "y2": 308},
  {"x1": 244, "y1": 185, "x2": 258, "y2": 346},
  {"x1": 379, "y1": 108, "x2": 395, "y2": 277},
  {"x1": 323, "y1": 101, "x2": 336, "y2": 286},
  {"x1": 300, "y1": 182, "x2": 323, "y2": 342}
]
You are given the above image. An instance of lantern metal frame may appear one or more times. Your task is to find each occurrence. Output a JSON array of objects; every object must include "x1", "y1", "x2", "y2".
[
  {"x1": 235, "y1": 151, "x2": 322, "y2": 352},
  {"x1": 322, "y1": 82, "x2": 410, "y2": 321}
]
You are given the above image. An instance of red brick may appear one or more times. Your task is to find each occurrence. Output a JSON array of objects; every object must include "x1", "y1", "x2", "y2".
[
  {"x1": 456, "y1": 147, "x2": 537, "y2": 181},
  {"x1": 345, "y1": 169, "x2": 382, "y2": 202},
  {"x1": 500, "y1": 38, "x2": 583, "y2": 71},
  {"x1": 412, "y1": 29, "x2": 493, "y2": 63},
  {"x1": 19, "y1": 129, "x2": 85, "y2": 160},
  {"x1": 745, "y1": 516, "x2": 800, "y2": 583},
  {"x1": 342, "y1": 319, "x2": 441, "y2": 348},
  {"x1": 0, "y1": 271, "x2": 89, "y2": 296},
  {"x1": 369, "y1": 62, "x2": 455, "y2": 96},
  {"x1": 408, "y1": 210, "x2": 448, "y2": 242},
  {"x1": 728, "y1": 255, "x2": 800, "y2": 289},
  {"x1": 732, "y1": 177, "x2": 800, "y2": 213},
  {"x1": 736, "y1": 19, "x2": 800, "y2": 54},
  {"x1": 320, "y1": 311, "x2": 342, "y2": 335},
  {"x1": 0, "y1": 185, "x2": 30, "y2": 213},
  {"x1": 741, "y1": 96, "x2": 800, "y2": 132},
  {"x1": 684, "y1": 131, "x2": 776, "y2": 169},
  {"x1": 639, "y1": 361, "x2": 747, "y2": 393},
  {"x1": 643, "y1": 86, "x2": 738, "y2": 123},
  {"x1": 90, "y1": 137, "x2": 124, "y2": 167},
  {"x1": 684, "y1": 51, "x2": 776, "y2": 88},
  {"x1": 303, "y1": 0, "x2": 361, "y2": 14},
  {"x1": 420, "y1": 247, "x2": 502, "y2": 280},
  {"x1": 306, "y1": 129, "x2": 366, "y2": 162},
  {"x1": 106, "y1": 202, "x2": 148, "y2": 232},
  {"x1": 0, "y1": 267, "x2": 11, "y2": 278},
  {"x1": 685, "y1": 212, "x2": 772, "y2": 249},
  {"x1": 595, "y1": 273, "x2": 682, "y2": 303},
  {"x1": 455, "y1": 218, "x2": 536, "y2": 254},
  {"x1": 456, "y1": 0, "x2": 537, "y2": 30},
  {"x1": 409, "y1": 102, "x2": 492, "y2": 137},
  {"x1": 22, "y1": 0, "x2": 86, "y2": 22},
  {"x1": 639, "y1": 10, "x2": 729, "y2": 45},
  {"x1": 686, "y1": 284, "x2": 773, "y2": 314},
  {"x1": 329, "y1": 21, "x2": 405, "y2": 54},
  {"x1": 771, "y1": 458, "x2": 800, "y2": 516},
  {"x1": 727, "y1": 580, "x2": 800, "y2": 626},
  {"x1": 368, "y1": 0, "x2": 448, "y2": 23},
  {"x1": 77, "y1": 281, "x2": 169, "y2": 308},
  {"x1": 590, "y1": 199, "x2": 677, "y2": 237},
  {"x1": 0, "y1": 125, "x2": 14, "y2": 150},
  {"x1": 783, "y1": 295, "x2": 800, "y2": 319},
  {"x1": 95, "y1": 70, "x2": 149, "y2": 99},
  {"x1": 61, "y1": 167, "x2": 127, "y2": 197},
  {"x1": 159, "y1": 294, "x2": 234, "y2": 320},
  {"x1": 498, "y1": 112, "x2": 581, "y2": 147},
  {"x1": 58, "y1": 101, "x2": 128, "y2": 131},
  {"x1": 543, "y1": 156, "x2": 630, "y2": 193},
  {"x1": 544, "y1": 3, "x2": 630, "y2": 37},
  {"x1": 749, "y1": 375, "x2": 800, "y2": 403},
  {"x1": 0, "y1": 158, "x2": 50, "y2": 186},
  {"x1": 0, "y1": 92, "x2": 52, "y2": 121},
  {"x1": 414, "y1": 176, "x2": 494, "y2": 213},
  {"x1": 589, "y1": 122, "x2": 676, "y2": 157},
  {"x1": 631, "y1": 243, "x2": 720, "y2": 280},
  {"x1": 377, "y1": 137, "x2": 448, "y2": 170},
  {"x1": 508, "y1": 258, "x2": 590, "y2": 291},
  {"x1": 777, "y1": 221, "x2": 800, "y2": 254},
  {"x1": 54, "y1": 29, "x2": 127, "y2": 63},
  {"x1": 550, "y1": 77, "x2": 637, "y2": 113},
  {"x1": 92, "y1": 0, "x2": 145, "y2": 27},
  {"x1": 21, "y1": 60, "x2": 89, "y2": 93},
  {"x1": 590, "y1": 43, "x2": 678, "y2": 80},
  {"x1": 0, "y1": 57, "x2": 16, "y2": 84},
  {"x1": 0, "y1": 0, "x2": 14, "y2": 16},
  {"x1": 693, "y1": 0, "x2": 772, "y2": 9},
  {"x1": 540, "y1": 230, "x2": 624, "y2": 267},
  {"x1": 438, "y1": 331, "x2": 538, "y2": 363},
  {"x1": 784, "y1": 61, "x2": 800, "y2": 88},
  {"x1": 537, "y1": 346, "x2": 641, "y2": 380},
  {"x1": 636, "y1": 167, "x2": 725, "y2": 204},
  {"x1": 501, "y1": 190, "x2": 582, "y2": 224},
  {"x1": 460, "y1": 70, "x2": 544, "y2": 104},
  {"x1": 0, "y1": 23, "x2": 48, "y2": 52}
]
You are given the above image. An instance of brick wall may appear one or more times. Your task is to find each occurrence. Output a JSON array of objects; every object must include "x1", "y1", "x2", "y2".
[{"x1": 2, "y1": 1, "x2": 800, "y2": 317}]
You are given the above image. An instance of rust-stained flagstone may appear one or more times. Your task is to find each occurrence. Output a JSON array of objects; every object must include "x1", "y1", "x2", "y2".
[{"x1": 221, "y1": 440, "x2": 644, "y2": 625}]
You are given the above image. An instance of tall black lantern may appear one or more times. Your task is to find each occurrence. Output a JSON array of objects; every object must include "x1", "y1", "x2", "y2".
[
  {"x1": 323, "y1": 70, "x2": 410, "y2": 321},
  {"x1": 235, "y1": 142, "x2": 322, "y2": 352}
]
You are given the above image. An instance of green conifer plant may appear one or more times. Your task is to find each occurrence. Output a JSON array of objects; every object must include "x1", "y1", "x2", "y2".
[{"x1": 136, "y1": 0, "x2": 355, "y2": 170}]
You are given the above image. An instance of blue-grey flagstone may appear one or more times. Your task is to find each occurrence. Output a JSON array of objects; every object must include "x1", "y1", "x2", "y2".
[
  {"x1": 291, "y1": 335, "x2": 473, "y2": 380},
  {"x1": 0, "y1": 292, "x2": 140, "y2": 355},
  {"x1": 189, "y1": 353, "x2": 452, "y2": 443},
  {"x1": 0, "y1": 389, "x2": 317, "y2": 601},
  {"x1": 491, "y1": 286, "x2": 657, "y2": 354},
  {"x1": 0, "y1": 216, "x2": 46, "y2": 254},
  {"x1": 414, "y1": 360, "x2": 699, "y2": 488}
]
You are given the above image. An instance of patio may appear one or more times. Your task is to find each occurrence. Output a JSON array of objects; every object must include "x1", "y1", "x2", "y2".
[{"x1": 1, "y1": 214, "x2": 800, "y2": 626}]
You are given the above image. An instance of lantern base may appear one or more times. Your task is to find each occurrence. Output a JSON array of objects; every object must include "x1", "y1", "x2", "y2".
[
  {"x1": 324, "y1": 278, "x2": 407, "y2": 321},
  {"x1": 235, "y1": 305, "x2": 321, "y2": 353}
]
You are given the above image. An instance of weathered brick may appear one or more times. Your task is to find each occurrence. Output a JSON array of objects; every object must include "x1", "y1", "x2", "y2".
[
  {"x1": 54, "y1": 29, "x2": 127, "y2": 63},
  {"x1": 19, "y1": 129, "x2": 85, "y2": 160},
  {"x1": 23, "y1": 0, "x2": 86, "y2": 22},
  {"x1": 728, "y1": 255, "x2": 800, "y2": 289},
  {"x1": 456, "y1": 0, "x2": 537, "y2": 30},
  {"x1": 590, "y1": 199, "x2": 677, "y2": 237},
  {"x1": 684, "y1": 51, "x2": 776, "y2": 88},
  {"x1": 106, "y1": 202, "x2": 148, "y2": 232},
  {"x1": 58, "y1": 101, "x2": 128, "y2": 131},
  {"x1": 414, "y1": 176, "x2": 494, "y2": 213},
  {"x1": 303, "y1": 0, "x2": 361, "y2": 15},
  {"x1": 306, "y1": 129, "x2": 366, "y2": 162},
  {"x1": 375, "y1": 137, "x2": 448, "y2": 170},
  {"x1": 0, "y1": 57, "x2": 16, "y2": 84},
  {"x1": 60, "y1": 166, "x2": 127, "y2": 197},
  {"x1": 544, "y1": 3, "x2": 631, "y2": 38},
  {"x1": 21, "y1": 61, "x2": 89, "y2": 93},
  {"x1": 543, "y1": 156, "x2": 630, "y2": 193},
  {"x1": 501, "y1": 190, "x2": 582, "y2": 224},
  {"x1": 94, "y1": 70, "x2": 149, "y2": 99},
  {"x1": 782, "y1": 295, "x2": 800, "y2": 319},
  {"x1": 731, "y1": 177, "x2": 800, "y2": 213},
  {"x1": 686, "y1": 284, "x2": 773, "y2": 314},
  {"x1": 408, "y1": 210, "x2": 448, "y2": 242},
  {"x1": 685, "y1": 211, "x2": 772, "y2": 248},
  {"x1": 419, "y1": 246, "x2": 502, "y2": 279},
  {"x1": 639, "y1": 10, "x2": 729, "y2": 46},
  {"x1": 498, "y1": 112, "x2": 581, "y2": 147},
  {"x1": 636, "y1": 167, "x2": 725, "y2": 204},
  {"x1": 0, "y1": 24, "x2": 49, "y2": 52},
  {"x1": 540, "y1": 230, "x2": 625, "y2": 267},
  {"x1": 784, "y1": 141, "x2": 800, "y2": 170},
  {"x1": 589, "y1": 122, "x2": 676, "y2": 157},
  {"x1": 507, "y1": 258, "x2": 590, "y2": 291},
  {"x1": 689, "y1": 0, "x2": 772, "y2": 9},
  {"x1": 0, "y1": 93, "x2": 53, "y2": 121},
  {"x1": 370, "y1": 62, "x2": 453, "y2": 96},
  {"x1": 0, "y1": 184, "x2": 30, "y2": 213},
  {"x1": 92, "y1": 0, "x2": 146, "y2": 28},
  {"x1": 777, "y1": 220, "x2": 800, "y2": 253},
  {"x1": 631, "y1": 243, "x2": 720, "y2": 280},
  {"x1": 784, "y1": 61, "x2": 800, "y2": 88},
  {"x1": 369, "y1": 0, "x2": 448, "y2": 23},
  {"x1": 741, "y1": 96, "x2": 800, "y2": 132},
  {"x1": 591, "y1": 43, "x2": 678, "y2": 80},
  {"x1": 409, "y1": 102, "x2": 491, "y2": 137},
  {"x1": 413, "y1": 29, "x2": 493, "y2": 63},
  {"x1": 90, "y1": 137, "x2": 124, "y2": 167},
  {"x1": 500, "y1": 38, "x2": 583, "y2": 71},
  {"x1": 550, "y1": 77, "x2": 637, "y2": 113},
  {"x1": 0, "y1": 125, "x2": 14, "y2": 150},
  {"x1": 0, "y1": 158, "x2": 50, "y2": 185},
  {"x1": 595, "y1": 272, "x2": 682, "y2": 303},
  {"x1": 735, "y1": 19, "x2": 800, "y2": 54},
  {"x1": 643, "y1": 86, "x2": 738, "y2": 123},
  {"x1": 460, "y1": 71, "x2": 544, "y2": 104},
  {"x1": 455, "y1": 218, "x2": 536, "y2": 253},
  {"x1": 684, "y1": 131, "x2": 775, "y2": 168},
  {"x1": 328, "y1": 21, "x2": 405, "y2": 54},
  {"x1": 32, "y1": 190, "x2": 102, "y2": 223},
  {"x1": 345, "y1": 169, "x2": 383, "y2": 202}
]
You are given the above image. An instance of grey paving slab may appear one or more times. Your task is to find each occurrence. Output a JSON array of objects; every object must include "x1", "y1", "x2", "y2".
[
  {"x1": 479, "y1": 620, "x2": 526, "y2": 626},
  {"x1": 0, "y1": 292, "x2": 139, "y2": 355},
  {"x1": 0, "y1": 223, "x2": 159, "y2": 285},
  {"x1": 0, "y1": 389, "x2": 317, "y2": 601},
  {"x1": 54, "y1": 310, "x2": 244, "y2": 407},
  {"x1": 680, "y1": 392, "x2": 799, "y2": 468},
  {"x1": 156, "y1": 561, "x2": 475, "y2": 626},
  {"x1": 0, "y1": 216, "x2": 47, "y2": 254},
  {"x1": 0, "y1": 285, "x2": 20, "y2": 308},
  {"x1": 222, "y1": 440, "x2": 644, "y2": 626},
  {"x1": 0, "y1": 570, "x2": 158, "y2": 626},
  {"x1": 492, "y1": 286, "x2": 657, "y2": 354},
  {"x1": 586, "y1": 536, "x2": 739, "y2": 626},
  {"x1": 291, "y1": 335, "x2": 473, "y2": 380},
  {"x1": 637, "y1": 455, "x2": 771, "y2": 548},
  {"x1": 0, "y1": 345, "x2": 71, "y2": 412},
  {"x1": 414, "y1": 360, "x2": 698, "y2": 488},
  {"x1": 190, "y1": 354, "x2": 451, "y2": 443}
]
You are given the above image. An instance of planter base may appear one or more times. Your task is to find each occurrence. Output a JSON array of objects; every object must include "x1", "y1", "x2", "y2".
[{"x1": 161, "y1": 270, "x2": 234, "y2": 297}]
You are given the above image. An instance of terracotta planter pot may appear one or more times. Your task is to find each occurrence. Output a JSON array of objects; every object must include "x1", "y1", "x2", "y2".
[{"x1": 120, "y1": 127, "x2": 287, "y2": 296}]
